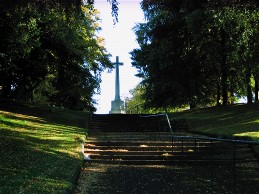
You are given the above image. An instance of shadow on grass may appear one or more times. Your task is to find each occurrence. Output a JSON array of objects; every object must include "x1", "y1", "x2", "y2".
[
  {"x1": 0, "y1": 99, "x2": 90, "y2": 129},
  {"x1": 0, "y1": 117, "x2": 85, "y2": 136},
  {"x1": 0, "y1": 99, "x2": 87, "y2": 193},
  {"x1": 0, "y1": 137, "x2": 82, "y2": 193},
  {"x1": 0, "y1": 134, "x2": 82, "y2": 194}
]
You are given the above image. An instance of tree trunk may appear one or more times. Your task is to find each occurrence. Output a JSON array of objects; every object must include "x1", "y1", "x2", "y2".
[
  {"x1": 2, "y1": 81, "x2": 11, "y2": 99},
  {"x1": 220, "y1": 28, "x2": 228, "y2": 106},
  {"x1": 221, "y1": 74, "x2": 228, "y2": 106},
  {"x1": 229, "y1": 83, "x2": 235, "y2": 104},
  {"x1": 246, "y1": 67, "x2": 253, "y2": 104},
  {"x1": 254, "y1": 75, "x2": 258, "y2": 102},
  {"x1": 217, "y1": 83, "x2": 221, "y2": 106},
  {"x1": 190, "y1": 103, "x2": 196, "y2": 109}
]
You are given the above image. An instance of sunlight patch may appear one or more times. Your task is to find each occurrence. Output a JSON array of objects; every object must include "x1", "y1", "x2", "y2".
[
  {"x1": 234, "y1": 132, "x2": 259, "y2": 141},
  {"x1": 162, "y1": 153, "x2": 170, "y2": 156}
]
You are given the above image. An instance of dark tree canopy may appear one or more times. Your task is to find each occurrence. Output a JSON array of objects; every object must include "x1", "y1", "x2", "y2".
[
  {"x1": 0, "y1": 0, "x2": 113, "y2": 111},
  {"x1": 131, "y1": 0, "x2": 259, "y2": 109}
]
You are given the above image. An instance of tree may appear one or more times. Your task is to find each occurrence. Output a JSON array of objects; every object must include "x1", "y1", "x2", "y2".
[
  {"x1": 125, "y1": 84, "x2": 146, "y2": 114},
  {"x1": 0, "y1": 1, "x2": 112, "y2": 110},
  {"x1": 131, "y1": 0, "x2": 259, "y2": 110},
  {"x1": 131, "y1": 0, "x2": 216, "y2": 108},
  {"x1": 126, "y1": 83, "x2": 183, "y2": 113}
]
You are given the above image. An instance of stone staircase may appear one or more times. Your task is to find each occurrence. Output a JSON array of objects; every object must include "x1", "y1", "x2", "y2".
[
  {"x1": 84, "y1": 114, "x2": 259, "y2": 187},
  {"x1": 90, "y1": 114, "x2": 165, "y2": 133},
  {"x1": 85, "y1": 114, "x2": 258, "y2": 166},
  {"x1": 89, "y1": 114, "x2": 187, "y2": 133},
  {"x1": 85, "y1": 132, "x2": 257, "y2": 165}
]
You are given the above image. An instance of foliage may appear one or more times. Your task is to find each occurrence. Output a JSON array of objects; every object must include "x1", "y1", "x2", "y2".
[
  {"x1": 125, "y1": 84, "x2": 155, "y2": 114},
  {"x1": 90, "y1": 0, "x2": 119, "y2": 23},
  {"x1": 126, "y1": 84, "x2": 188, "y2": 113},
  {"x1": 0, "y1": 100, "x2": 88, "y2": 193},
  {"x1": 0, "y1": 1, "x2": 112, "y2": 111},
  {"x1": 131, "y1": 0, "x2": 259, "y2": 109}
]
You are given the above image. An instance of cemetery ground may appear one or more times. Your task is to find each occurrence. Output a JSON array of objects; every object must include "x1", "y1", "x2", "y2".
[{"x1": 1, "y1": 100, "x2": 259, "y2": 193}]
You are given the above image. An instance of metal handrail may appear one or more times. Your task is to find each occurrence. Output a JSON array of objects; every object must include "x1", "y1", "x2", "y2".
[
  {"x1": 139, "y1": 113, "x2": 259, "y2": 188},
  {"x1": 139, "y1": 113, "x2": 173, "y2": 136},
  {"x1": 137, "y1": 112, "x2": 259, "y2": 147},
  {"x1": 171, "y1": 134, "x2": 259, "y2": 187},
  {"x1": 172, "y1": 135, "x2": 259, "y2": 145}
]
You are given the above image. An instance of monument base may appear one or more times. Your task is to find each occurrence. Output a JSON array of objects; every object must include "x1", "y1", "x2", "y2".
[{"x1": 109, "y1": 99, "x2": 125, "y2": 114}]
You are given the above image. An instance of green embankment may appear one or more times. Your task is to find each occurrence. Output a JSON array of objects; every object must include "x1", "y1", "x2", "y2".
[
  {"x1": 0, "y1": 100, "x2": 89, "y2": 194},
  {"x1": 170, "y1": 103, "x2": 259, "y2": 142},
  {"x1": 2, "y1": 101, "x2": 259, "y2": 193}
]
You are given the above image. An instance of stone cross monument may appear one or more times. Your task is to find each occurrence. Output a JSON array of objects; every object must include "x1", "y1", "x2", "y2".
[{"x1": 109, "y1": 56, "x2": 125, "y2": 114}]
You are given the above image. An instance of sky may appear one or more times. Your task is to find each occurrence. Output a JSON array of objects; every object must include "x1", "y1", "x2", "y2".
[{"x1": 93, "y1": 0, "x2": 145, "y2": 114}]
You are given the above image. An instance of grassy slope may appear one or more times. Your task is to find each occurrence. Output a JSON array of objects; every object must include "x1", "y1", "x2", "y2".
[
  {"x1": 0, "y1": 100, "x2": 89, "y2": 194},
  {"x1": 170, "y1": 103, "x2": 259, "y2": 142}
]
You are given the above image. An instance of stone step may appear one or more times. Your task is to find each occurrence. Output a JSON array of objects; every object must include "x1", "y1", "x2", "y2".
[
  {"x1": 85, "y1": 159, "x2": 257, "y2": 165},
  {"x1": 86, "y1": 149, "x2": 253, "y2": 156},
  {"x1": 87, "y1": 141, "x2": 172, "y2": 146},
  {"x1": 86, "y1": 145, "x2": 251, "y2": 153},
  {"x1": 90, "y1": 114, "x2": 182, "y2": 132},
  {"x1": 86, "y1": 145, "x2": 171, "y2": 152},
  {"x1": 86, "y1": 141, "x2": 252, "y2": 151},
  {"x1": 85, "y1": 144, "x2": 255, "y2": 165},
  {"x1": 88, "y1": 153, "x2": 255, "y2": 160},
  {"x1": 86, "y1": 150, "x2": 170, "y2": 155},
  {"x1": 85, "y1": 129, "x2": 257, "y2": 166},
  {"x1": 88, "y1": 135, "x2": 172, "y2": 141}
]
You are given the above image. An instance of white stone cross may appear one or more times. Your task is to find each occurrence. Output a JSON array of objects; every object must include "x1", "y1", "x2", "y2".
[
  {"x1": 113, "y1": 56, "x2": 123, "y2": 100},
  {"x1": 109, "y1": 56, "x2": 124, "y2": 114}
]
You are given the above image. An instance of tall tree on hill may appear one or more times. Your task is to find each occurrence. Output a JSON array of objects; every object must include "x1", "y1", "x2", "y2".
[
  {"x1": 131, "y1": 0, "x2": 259, "y2": 109},
  {"x1": 0, "y1": 1, "x2": 112, "y2": 110},
  {"x1": 131, "y1": 0, "x2": 216, "y2": 108}
]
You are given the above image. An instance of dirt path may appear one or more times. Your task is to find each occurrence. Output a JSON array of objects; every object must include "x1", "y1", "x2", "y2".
[{"x1": 74, "y1": 162, "x2": 259, "y2": 194}]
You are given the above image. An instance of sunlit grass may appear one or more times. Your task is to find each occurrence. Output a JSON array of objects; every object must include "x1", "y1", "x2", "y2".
[
  {"x1": 0, "y1": 100, "x2": 88, "y2": 193},
  {"x1": 235, "y1": 132, "x2": 259, "y2": 141},
  {"x1": 170, "y1": 103, "x2": 259, "y2": 142}
]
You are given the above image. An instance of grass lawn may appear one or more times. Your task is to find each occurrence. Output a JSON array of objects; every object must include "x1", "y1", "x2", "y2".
[
  {"x1": 170, "y1": 103, "x2": 259, "y2": 142},
  {"x1": 0, "y1": 100, "x2": 89, "y2": 194}
]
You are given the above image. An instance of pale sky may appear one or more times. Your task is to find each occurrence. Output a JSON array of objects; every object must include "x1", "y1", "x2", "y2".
[{"x1": 93, "y1": 0, "x2": 145, "y2": 113}]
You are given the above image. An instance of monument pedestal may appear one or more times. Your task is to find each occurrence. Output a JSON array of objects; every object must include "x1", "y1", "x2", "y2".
[{"x1": 109, "y1": 99, "x2": 125, "y2": 114}]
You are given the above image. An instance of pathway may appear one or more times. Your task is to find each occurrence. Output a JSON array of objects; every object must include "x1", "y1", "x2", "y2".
[
  {"x1": 75, "y1": 163, "x2": 246, "y2": 194},
  {"x1": 74, "y1": 132, "x2": 259, "y2": 194}
]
